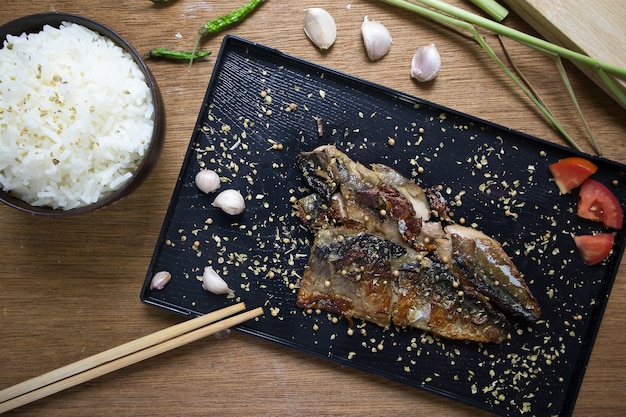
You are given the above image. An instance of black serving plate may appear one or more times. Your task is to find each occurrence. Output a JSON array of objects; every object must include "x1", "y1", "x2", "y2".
[{"x1": 141, "y1": 35, "x2": 626, "y2": 417}]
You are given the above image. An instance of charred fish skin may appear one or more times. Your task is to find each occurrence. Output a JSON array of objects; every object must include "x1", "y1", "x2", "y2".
[
  {"x1": 297, "y1": 228, "x2": 510, "y2": 343},
  {"x1": 296, "y1": 191, "x2": 414, "y2": 250},
  {"x1": 297, "y1": 145, "x2": 375, "y2": 200},
  {"x1": 353, "y1": 184, "x2": 424, "y2": 249},
  {"x1": 296, "y1": 145, "x2": 344, "y2": 201},
  {"x1": 394, "y1": 260, "x2": 510, "y2": 344},
  {"x1": 444, "y1": 225, "x2": 542, "y2": 322},
  {"x1": 297, "y1": 229, "x2": 398, "y2": 328},
  {"x1": 300, "y1": 146, "x2": 433, "y2": 222},
  {"x1": 296, "y1": 145, "x2": 433, "y2": 250}
]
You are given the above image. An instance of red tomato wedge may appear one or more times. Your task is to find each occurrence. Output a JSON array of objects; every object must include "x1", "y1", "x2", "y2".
[
  {"x1": 577, "y1": 179, "x2": 623, "y2": 229},
  {"x1": 549, "y1": 157, "x2": 598, "y2": 194},
  {"x1": 573, "y1": 233, "x2": 614, "y2": 266}
]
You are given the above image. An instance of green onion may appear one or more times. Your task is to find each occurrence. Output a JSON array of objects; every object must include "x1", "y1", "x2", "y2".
[
  {"x1": 382, "y1": 0, "x2": 626, "y2": 81},
  {"x1": 468, "y1": 0, "x2": 509, "y2": 22},
  {"x1": 379, "y1": 0, "x2": 626, "y2": 153}
]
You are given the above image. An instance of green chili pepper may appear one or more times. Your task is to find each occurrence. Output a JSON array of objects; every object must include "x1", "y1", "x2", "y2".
[
  {"x1": 189, "y1": 0, "x2": 265, "y2": 69},
  {"x1": 148, "y1": 47, "x2": 211, "y2": 61},
  {"x1": 198, "y1": 0, "x2": 264, "y2": 37}
]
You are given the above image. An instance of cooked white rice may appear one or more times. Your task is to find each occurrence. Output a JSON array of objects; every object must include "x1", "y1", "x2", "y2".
[{"x1": 0, "y1": 21, "x2": 154, "y2": 210}]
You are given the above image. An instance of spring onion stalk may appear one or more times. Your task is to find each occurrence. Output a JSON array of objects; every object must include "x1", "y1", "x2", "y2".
[
  {"x1": 379, "y1": 0, "x2": 626, "y2": 152},
  {"x1": 497, "y1": 36, "x2": 547, "y2": 109},
  {"x1": 498, "y1": 35, "x2": 600, "y2": 154},
  {"x1": 379, "y1": 0, "x2": 581, "y2": 149},
  {"x1": 553, "y1": 56, "x2": 601, "y2": 155},
  {"x1": 468, "y1": 0, "x2": 509, "y2": 22},
  {"x1": 471, "y1": 25, "x2": 583, "y2": 151},
  {"x1": 382, "y1": 0, "x2": 626, "y2": 80}
]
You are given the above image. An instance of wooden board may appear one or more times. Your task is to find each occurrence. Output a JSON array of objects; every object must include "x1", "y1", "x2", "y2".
[{"x1": 503, "y1": 0, "x2": 626, "y2": 107}]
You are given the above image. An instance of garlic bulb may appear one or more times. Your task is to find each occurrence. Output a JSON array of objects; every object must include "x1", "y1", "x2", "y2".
[
  {"x1": 303, "y1": 8, "x2": 336, "y2": 50},
  {"x1": 361, "y1": 16, "x2": 392, "y2": 61},
  {"x1": 202, "y1": 266, "x2": 233, "y2": 295},
  {"x1": 195, "y1": 169, "x2": 221, "y2": 194},
  {"x1": 212, "y1": 189, "x2": 246, "y2": 215},
  {"x1": 410, "y1": 43, "x2": 441, "y2": 82}
]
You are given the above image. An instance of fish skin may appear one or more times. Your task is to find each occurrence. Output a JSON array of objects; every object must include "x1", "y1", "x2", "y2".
[
  {"x1": 297, "y1": 145, "x2": 432, "y2": 250},
  {"x1": 295, "y1": 145, "x2": 541, "y2": 342},
  {"x1": 297, "y1": 229, "x2": 400, "y2": 328},
  {"x1": 297, "y1": 228, "x2": 510, "y2": 343},
  {"x1": 298, "y1": 145, "x2": 432, "y2": 221},
  {"x1": 443, "y1": 225, "x2": 542, "y2": 321}
]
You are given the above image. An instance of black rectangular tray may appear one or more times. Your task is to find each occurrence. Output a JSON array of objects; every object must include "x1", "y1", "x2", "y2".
[{"x1": 140, "y1": 35, "x2": 626, "y2": 417}]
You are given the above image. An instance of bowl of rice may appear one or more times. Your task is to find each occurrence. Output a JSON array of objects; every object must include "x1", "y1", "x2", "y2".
[{"x1": 0, "y1": 13, "x2": 165, "y2": 216}]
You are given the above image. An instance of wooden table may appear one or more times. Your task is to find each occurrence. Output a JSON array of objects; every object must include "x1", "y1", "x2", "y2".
[{"x1": 1, "y1": 1, "x2": 625, "y2": 416}]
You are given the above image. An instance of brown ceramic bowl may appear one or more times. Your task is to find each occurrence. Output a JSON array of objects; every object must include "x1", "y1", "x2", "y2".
[{"x1": 0, "y1": 13, "x2": 165, "y2": 216}]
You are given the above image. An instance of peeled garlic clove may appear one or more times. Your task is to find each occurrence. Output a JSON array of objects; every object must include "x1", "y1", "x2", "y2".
[
  {"x1": 303, "y1": 8, "x2": 336, "y2": 50},
  {"x1": 150, "y1": 271, "x2": 171, "y2": 290},
  {"x1": 361, "y1": 16, "x2": 392, "y2": 61},
  {"x1": 195, "y1": 169, "x2": 221, "y2": 194},
  {"x1": 202, "y1": 266, "x2": 233, "y2": 295},
  {"x1": 212, "y1": 189, "x2": 246, "y2": 215},
  {"x1": 411, "y1": 43, "x2": 441, "y2": 82}
]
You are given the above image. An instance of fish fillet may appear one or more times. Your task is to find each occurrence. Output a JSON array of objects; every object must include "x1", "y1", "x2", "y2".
[{"x1": 295, "y1": 145, "x2": 541, "y2": 343}]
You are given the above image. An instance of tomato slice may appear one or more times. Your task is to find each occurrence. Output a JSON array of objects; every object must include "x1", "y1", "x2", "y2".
[
  {"x1": 577, "y1": 179, "x2": 623, "y2": 229},
  {"x1": 573, "y1": 233, "x2": 614, "y2": 266},
  {"x1": 549, "y1": 157, "x2": 598, "y2": 194}
]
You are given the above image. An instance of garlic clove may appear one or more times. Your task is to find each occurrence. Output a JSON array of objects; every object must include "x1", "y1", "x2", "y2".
[
  {"x1": 361, "y1": 16, "x2": 392, "y2": 61},
  {"x1": 150, "y1": 271, "x2": 171, "y2": 290},
  {"x1": 303, "y1": 8, "x2": 337, "y2": 50},
  {"x1": 411, "y1": 43, "x2": 441, "y2": 82},
  {"x1": 212, "y1": 189, "x2": 246, "y2": 215},
  {"x1": 202, "y1": 266, "x2": 233, "y2": 295},
  {"x1": 195, "y1": 169, "x2": 221, "y2": 194},
  {"x1": 213, "y1": 329, "x2": 231, "y2": 340}
]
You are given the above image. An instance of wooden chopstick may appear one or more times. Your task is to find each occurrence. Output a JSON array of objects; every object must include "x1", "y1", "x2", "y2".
[
  {"x1": 0, "y1": 303, "x2": 263, "y2": 414},
  {"x1": 0, "y1": 302, "x2": 245, "y2": 404}
]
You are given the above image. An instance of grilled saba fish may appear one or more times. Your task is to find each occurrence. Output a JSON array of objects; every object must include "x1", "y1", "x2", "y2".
[{"x1": 294, "y1": 145, "x2": 541, "y2": 343}]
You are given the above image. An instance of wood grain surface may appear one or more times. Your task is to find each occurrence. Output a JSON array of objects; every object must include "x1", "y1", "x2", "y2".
[
  {"x1": 1, "y1": 1, "x2": 625, "y2": 416},
  {"x1": 503, "y1": 0, "x2": 626, "y2": 105}
]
